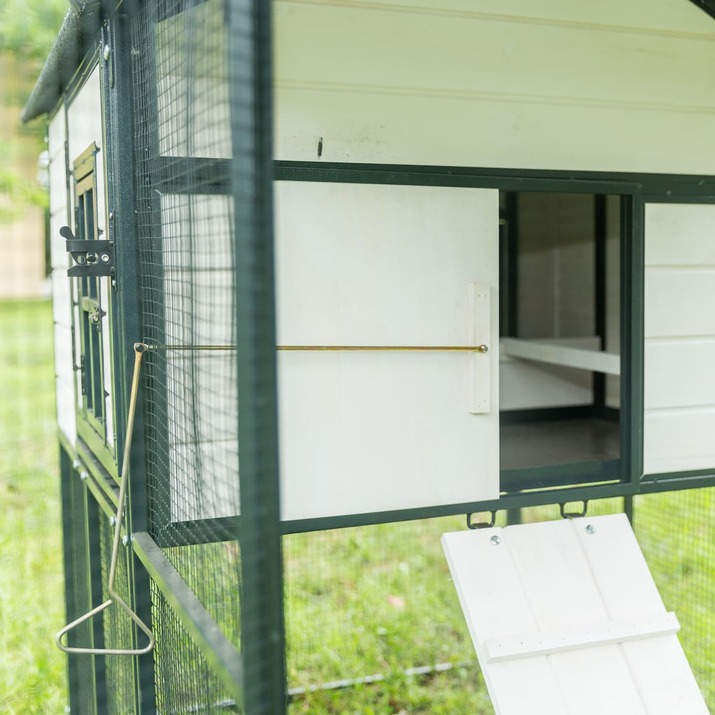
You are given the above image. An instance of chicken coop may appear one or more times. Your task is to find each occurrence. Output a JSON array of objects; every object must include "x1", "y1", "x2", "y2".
[{"x1": 22, "y1": 0, "x2": 715, "y2": 712}]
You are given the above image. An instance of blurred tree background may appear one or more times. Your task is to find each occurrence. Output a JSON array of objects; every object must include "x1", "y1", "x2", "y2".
[
  {"x1": 0, "y1": 1, "x2": 70, "y2": 712},
  {"x1": 0, "y1": 0, "x2": 67, "y2": 223}
]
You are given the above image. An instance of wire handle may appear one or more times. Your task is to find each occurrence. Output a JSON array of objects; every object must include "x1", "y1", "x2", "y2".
[{"x1": 56, "y1": 343, "x2": 155, "y2": 655}]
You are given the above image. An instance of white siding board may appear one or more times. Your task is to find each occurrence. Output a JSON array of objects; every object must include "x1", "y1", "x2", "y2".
[
  {"x1": 299, "y1": 0, "x2": 714, "y2": 36},
  {"x1": 56, "y1": 377, "x2": 76, "y2": 447},
  {"x1": 645, "y1": 270, "x2": 715, "y2": 338},
  {"x1": 645, "y1": 409, "x2": 715, "y2": 474},
  {"x1": 645, "y1": 204, "x2": 715, "y2": 267},
  {"x1": 275, "y1": 1, "x2": 715, "y2": 174},
  {"x1": 644, "y1": 204, "x2": 715, "y2": 475},
  {"x1": 645, "y1": 340, "x2": 715, "y2": 409}
]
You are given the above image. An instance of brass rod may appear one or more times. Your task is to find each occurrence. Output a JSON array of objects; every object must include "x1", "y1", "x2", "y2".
[{"x1": 143, "y1": 344, "x2": 489, "y2": 353}]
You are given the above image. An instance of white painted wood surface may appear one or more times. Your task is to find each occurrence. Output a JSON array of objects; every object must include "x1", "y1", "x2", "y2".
[
  {"x1": 500, "y1": 336, "x2": 599, "y2": 411},
  {"x1": 644, "y1": 203, "x2": 715, "y2": 474},
  {"x1": 442, "y1": 514, "x2": 708, "y2": 714},
  {"x1": 48, "y1": 105, "x2": 76, "y2": 445},
  {"x1": 274, "y1": 0, "x2": 715, "y2": 174},
  {"x1": 502, "y1": 337, "x2": 620, "y2": 375},
  {"x1": 276, "y1": 182, "x2": 499, "y2": 520}
]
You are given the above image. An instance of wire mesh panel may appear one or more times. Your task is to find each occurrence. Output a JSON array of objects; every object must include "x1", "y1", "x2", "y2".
[
  {"x1": 635, "y1": 488, "x2": 715, "y2": 709},
  {"x1": 62, "y1": 462, "x2": 102, "y2": 715},
  {"x1": 152, "y1": 582, "x2": 241, "y2": 714},
  {"x1": 128, "y1": 0, "x2": 283, "y2": 711},
  {"x1": 132, "y1": 0, "x2": 238, "y2": 547},
  {"x1": 99, "y1": 517, "x2": 139, "y2": 715}
]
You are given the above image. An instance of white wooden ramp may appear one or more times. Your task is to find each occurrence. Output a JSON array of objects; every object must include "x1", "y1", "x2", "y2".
[{"x1": 442, "y1": 514, "x2": 708, "y2": 714}]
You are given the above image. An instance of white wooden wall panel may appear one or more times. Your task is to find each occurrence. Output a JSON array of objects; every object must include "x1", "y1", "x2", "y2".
[
  {"x1": 644, "y1": 204, "x2": 715, "y2": 474},
  {"x1": 274, "y1": 0, "x2": 715, "y2": 174},
  {"x1": 48, "y1": 109, "x2": 76, "y2": 446},
  {"x1": 276, "y1": 182, "x2": 499, "y2": 520},
  {"x1": 443, "y1": 514, "x2": 708, "y2": 715}
]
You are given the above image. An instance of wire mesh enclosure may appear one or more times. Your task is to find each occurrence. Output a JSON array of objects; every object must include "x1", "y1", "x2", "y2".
[{"x1": 22, "y1": 0, "x2": 715, "y2": 712}]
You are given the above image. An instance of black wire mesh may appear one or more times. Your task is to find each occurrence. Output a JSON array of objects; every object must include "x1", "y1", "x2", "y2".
[
  {"x1": 64, "y1": 465, "x2": 99, "y2": 714},
  {"x1": 635, "y1": 488, "x2": 715, "y2": 708},
  {"x1": 99, "y1": 516, "x2": 139, "y2": 715},
  {"x1": 152, "y1": 581, "x2": 242, "y2": 714},
  {"x1": 130, "y1": 0, "x2": 244, "y2": 705}
]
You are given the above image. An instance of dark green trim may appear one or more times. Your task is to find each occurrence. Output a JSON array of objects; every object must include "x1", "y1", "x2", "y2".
[
  {"x1": 502, "y1": 459, "x2": 620, "y2": 492},
  {"x1": 686, "y1": 0, "x2": 715, "y2": 21},
  {"x1": 230, "y1": 0, "x2": 287, "y2": 710},
  {"x1": 281, "y1": 481, "x2": 636, "y2": 535},
  {"x1": 77, "y1": 439, "x2": 120, "y2": 512},
  {"x1": 593, "y1": 194, "x2": 607, "y2": 408},
  {"x1": 131, "y1": 532, "x2": 243, "y2": 701},
  {"x1": 153, "y1": 517, "x2": 236, "y2": 548},
  {"x1": 641, "y1": 469, "x2": 715, "y2": 494},
  {"x1": 274, "y1": 161, "x2": 715, "y2": 197},
  {"x1": 499, "y1": 405, "x2": 611, "y2": 425},
  {"x1": 621, "y1": 194, "x2": 645, "y2": 488}
]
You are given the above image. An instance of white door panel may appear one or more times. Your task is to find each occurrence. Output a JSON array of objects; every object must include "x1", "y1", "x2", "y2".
[{"x1": 275, "y1": 182, "x2": 499, "y2": 520}]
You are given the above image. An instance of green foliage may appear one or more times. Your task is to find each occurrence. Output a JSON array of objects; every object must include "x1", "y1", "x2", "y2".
[
  {"x1": 0, "y1": 170, "x2": 48, "y2": 222},
  {"x1": 0, "y1": 300, "x2": 67, "y2": 713},
  {"x1": 0, "y1": 0, "x2": 67, "y2": 60}
]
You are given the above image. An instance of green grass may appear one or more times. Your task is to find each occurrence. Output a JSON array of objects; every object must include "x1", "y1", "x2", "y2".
[
  {"x1": 1, "y1": 298, "x2": 714, "y2": 713},
  {"x1": 0, "y1": 299, "x2": 67, "y2": 713}
]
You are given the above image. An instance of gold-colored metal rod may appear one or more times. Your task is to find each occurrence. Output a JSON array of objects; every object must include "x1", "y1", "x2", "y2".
[
  {"x1": 278, "y1": 345, "x2": 489, "y2": 353},
  {"x1": 56, "y1": 342, "x2": 155, "y2": 656},
  {"x1": 142, "y1": 344, "x2": 490, "y2": 353}
]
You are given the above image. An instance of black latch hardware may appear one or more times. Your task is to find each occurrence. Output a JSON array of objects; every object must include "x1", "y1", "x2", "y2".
[{"x1": 61, "y1": 226, "x2": 115, "y2": 278}]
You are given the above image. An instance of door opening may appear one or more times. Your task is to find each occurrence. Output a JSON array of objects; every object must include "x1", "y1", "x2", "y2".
[{"x1": 498, "y1": 191, "x2": 621, "y2": 476}]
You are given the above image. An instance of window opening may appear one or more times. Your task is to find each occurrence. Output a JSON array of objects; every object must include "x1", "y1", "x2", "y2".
[{"x1": 73, "y1": 144, "x2": 111, "y2": 447}]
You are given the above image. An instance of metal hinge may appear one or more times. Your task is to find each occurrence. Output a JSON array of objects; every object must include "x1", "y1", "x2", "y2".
[{"x1": 61, "y1": 226, "x2": 115, "y2": 278}]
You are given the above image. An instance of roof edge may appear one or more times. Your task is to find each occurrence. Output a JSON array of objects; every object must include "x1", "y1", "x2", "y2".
[
  {"x1": 687, "y1": 0, "x2": 715, "y2": 21},
  {"x1": 21, "y1": 1, "x2": 103, "y2": 123}
]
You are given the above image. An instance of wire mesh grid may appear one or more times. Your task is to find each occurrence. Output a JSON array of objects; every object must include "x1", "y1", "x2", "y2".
[
  {"x1": 129, "y1": 0, "x2": 245, "y2": 706},
  {"x1": 99, "y1": 515, "x2": 139, "y2": 714},
  {"x1": 634, "y1": 488, "x2": 715, "y2": 708},
  {"x1": 152, "y1": 581, "x2": 243, "y2": 714},
  {"x1": 66, "y1": 466, "x2": 99, "y2": 713}
]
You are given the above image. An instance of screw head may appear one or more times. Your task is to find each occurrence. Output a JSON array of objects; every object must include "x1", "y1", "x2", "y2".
[
  {"x1": 103, "y1": 45, "x2": 111, "y2": 61},
  {"x1": 586, "y1": 524, "x2": 595, "y2": 534},
  {"x1": 122, "y1": 534, "x2": 131, "y2": 547},
  {"x1": 490, "y1": 535, "x2": 501, "y2": 545},
  {"x1": 109, "y1": 516, "x2": 117, "y2": 527},
  {"x1": 72, "y1": 459, "x2": 80, "y2": 470},
  {"x1": 79, "y1": 471, "x2": 88, "y2": 481}
]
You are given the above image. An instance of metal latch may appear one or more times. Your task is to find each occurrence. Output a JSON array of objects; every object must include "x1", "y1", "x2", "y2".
[{"x1": 61, "y1": 226, "x2": 115, "y2": 278}]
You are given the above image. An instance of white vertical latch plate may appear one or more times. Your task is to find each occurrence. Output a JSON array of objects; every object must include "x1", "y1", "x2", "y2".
[{"x1": 469, "y1": 281, "x2": 491, "y2": 414}]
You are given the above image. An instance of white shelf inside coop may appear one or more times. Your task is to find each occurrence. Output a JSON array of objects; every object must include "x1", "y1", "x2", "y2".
[{"x1": 442, "y1": 514, "x2": 708, "y2": 715}]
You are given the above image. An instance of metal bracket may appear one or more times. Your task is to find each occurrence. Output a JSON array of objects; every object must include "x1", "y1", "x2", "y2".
[
  {"x1": 61, "y1": 226, "x2": 115, "y2": 278},
  {"x1": 559, "y1": 501, "x2": 589, "y2": 519},
  {"x1": 467, "y1": 510, "x2": 497, "y2": 530}
]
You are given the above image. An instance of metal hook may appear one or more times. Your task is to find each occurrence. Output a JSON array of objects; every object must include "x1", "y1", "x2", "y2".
[
  {"x1": 56, "y1": 343, "x2": 155, "y2": 655},
  {"x1": 466, "y1": 511, "x2": 497, "y2": 530},
  {"x1": 559, "y1": 501, "x2": 589, "y2": 520}
]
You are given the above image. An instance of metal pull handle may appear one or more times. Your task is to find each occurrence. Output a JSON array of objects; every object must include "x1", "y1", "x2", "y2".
[{"x1": 56, "y1": 343, "x2": 155, "y2": 655}]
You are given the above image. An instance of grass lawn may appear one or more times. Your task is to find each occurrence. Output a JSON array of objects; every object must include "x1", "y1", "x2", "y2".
[
  {"x1": 1, "y1": 298, "x2": 713, "y2": 713},
  {"x1": 0, "y1": 299, "x2": 67, "y2": 713}
]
